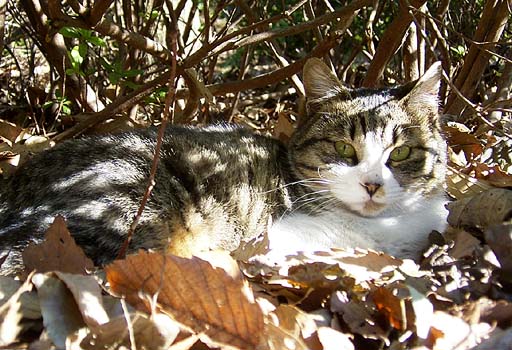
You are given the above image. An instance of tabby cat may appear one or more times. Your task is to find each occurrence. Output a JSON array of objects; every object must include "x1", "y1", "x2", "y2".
[{"x1": 0, "y1": 58, "x2": 447, "y2": 275}]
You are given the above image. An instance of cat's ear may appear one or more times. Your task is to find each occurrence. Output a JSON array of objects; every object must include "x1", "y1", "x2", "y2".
[
  {"x1": 401, "y1": 61, "x2": 442, "y2": 112},
  {"x1": 303, "y1": 58, "x2": 350, "y2": 101}
]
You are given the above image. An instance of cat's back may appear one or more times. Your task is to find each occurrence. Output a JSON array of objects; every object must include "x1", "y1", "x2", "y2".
[{"x1": 0, "y1": 124, "x2": 291, "y2": 273}]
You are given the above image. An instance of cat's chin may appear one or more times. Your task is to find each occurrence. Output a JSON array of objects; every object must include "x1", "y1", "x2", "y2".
[{"x1": 347, "y1": 200, "x2": 387, "y2": 217}]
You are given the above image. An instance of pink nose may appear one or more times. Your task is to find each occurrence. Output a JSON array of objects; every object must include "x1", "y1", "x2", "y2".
[{"x1": 362, "y1": 182, "x2": 381, "y2": 197}]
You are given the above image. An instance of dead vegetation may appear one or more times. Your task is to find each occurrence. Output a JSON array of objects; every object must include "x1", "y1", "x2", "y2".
[{"x1": 0, "y1": 0, "x2": 511, "y2": 349}]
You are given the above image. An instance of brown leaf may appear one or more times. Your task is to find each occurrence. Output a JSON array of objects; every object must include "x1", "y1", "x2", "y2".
[
  {"x1": 446, "y1": 166, "x2": 492, "y2": 200},
  {"x1": 428, "y1": 311, "x2": 492, "y2": 350},
  {"x1": 0, "y1": 119, "x2": 23, "y2": 146},
  {"x1": 473, "y1": 163, "x2": 512, "y2": 188},
  {"x1": 449, "y1": 228, "x2": 482, "y2": 259},
  {"x1": 331, "y1": 291, "x2": 387, "y2": 341},
  {"x1": 232, "y1": 232, "x2": 270, "y2": 261},
  {"x1": 80, "y1": 312, "x2": 180, "y2": 350},
  {"x1": 0, "y1": 273, "x2": 34, "y2": 346},
  {"x1": 22, "y1": 215, "x2": 94, "y2": 275},
  {"x1": 264, "y1": 322, "x2": 310, "y2": 350},
  {"x1": 271, "y1": 304, "x2": 319, "y2": 345},
  {"x1": 484, "y1": 223, "x2": 512, "y2": 272},
  {"x1": 372, "y1": 286, "x2": 405, "y2": 331},
  {"x1": 444, "y1": 124, "x2": 483, "y2": 161},
  {"x1": 273, "y1": 112, "x2": 295, "y2": 144},
  {"x1": 477, "y1": 298, "x2": 512, "y2": 328},
  {"x1": 317, "y1": 327, "x2": 354, "y2": 350},
  {"x1": 105, "y1": 251, "x2": 264, "y2": 350},
  {"x1": 0, "y1": 275, "x2": 40, "y2": 320},
  {"x1": 447, "y1": 188, "x2": 512, "y2": 230},
  {"x1": 32, "y1": 273, "x2": 86, "y2": 349},
  {"x1": 446, "y1": 164, "x2": 493, "y2": 200},
  {"x1": 53, "y1": 271, "x2": 109, "y2": 327}
]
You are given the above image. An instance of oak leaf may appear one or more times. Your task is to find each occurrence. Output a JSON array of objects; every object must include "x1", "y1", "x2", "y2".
[
  {"x1": 105, "y1": 251, "x2": 264, "y2": 350},
  {"x1": 22, "y1": 215, "x2": 94, "y2": 275}
]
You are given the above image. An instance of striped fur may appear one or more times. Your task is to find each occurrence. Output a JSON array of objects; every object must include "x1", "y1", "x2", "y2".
[{"x1": 0, "y1": 59, "x2": 447, "y2": 274}]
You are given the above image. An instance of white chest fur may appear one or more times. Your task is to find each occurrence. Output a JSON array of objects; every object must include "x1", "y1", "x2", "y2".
[{"x1": 267, "y1": 193, "x2": 447, "y2": 259}]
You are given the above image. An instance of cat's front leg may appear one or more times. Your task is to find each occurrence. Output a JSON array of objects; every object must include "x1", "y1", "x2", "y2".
[{"x1": 266, "y1": 211, "x2": 374, "y2": 259}]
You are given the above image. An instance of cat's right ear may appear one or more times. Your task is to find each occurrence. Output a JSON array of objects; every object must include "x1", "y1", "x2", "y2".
[
  {"x1": 303, "y1": 58, "x2": 350, "y2": 101},
  {"x1": 401, "y1": 61, "x2": 443, "y2": 113}
]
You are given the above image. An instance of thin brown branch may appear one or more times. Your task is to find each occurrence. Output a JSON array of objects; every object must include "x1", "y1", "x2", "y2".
[
  {"x1": 51, "y1": 71, "x2": 172, "y2": 143},
  {"x1": 207, "y1": 33, "x2": 342, "y2": 96},
  {"x1": 116, "y1": 3, "x2": 180, "y2": 261},
  {"x1": 362, "y1": 0, "x2": 427, "y2": 87},
  {"x1": 225, "y1": 0, "x2": 373, "y2": 55},
  {"x1": 89, "y1": 0, "x2": 115, "y2": 25},
  {"x1": 185, "y1": 0, "x2": 373, "y2": 68},
  {"x1": 445, "y1": 0, "x2": 510, "y2": 116}
]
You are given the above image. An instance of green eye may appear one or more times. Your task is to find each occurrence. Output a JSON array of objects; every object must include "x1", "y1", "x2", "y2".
[
  {"x1": 335, "y1": 141, "x2": 356, "y2": 158},
  {"x1": 389, "y1": 145, "x2": 411, "y2": 162}
]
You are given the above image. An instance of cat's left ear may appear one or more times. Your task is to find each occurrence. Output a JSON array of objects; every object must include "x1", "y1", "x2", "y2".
[
  {"x1": 303, "y1": 58, "x2": 350, "y2": 101},
  {"x1": 401, "y1": 62, "x2": 442, "y2": 112}
]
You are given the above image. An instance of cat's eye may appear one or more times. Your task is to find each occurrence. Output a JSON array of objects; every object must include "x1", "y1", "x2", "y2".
[
  {"x1": 335, "y1": 141, "x2": 356, "y2": 159},
  {"x1": 389, "y1": 145, "x2": 411, "y2": 162}
]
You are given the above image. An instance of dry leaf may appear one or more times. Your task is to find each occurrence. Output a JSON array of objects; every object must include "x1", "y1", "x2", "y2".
[
  {"x1": 22, "y1": 215, "x2": 94, "y2": 275},
  {"x1": 105, "y1": 251, "x2": 264, "y2": 350},
  {"x1": 447, "y1": 188, "x2": 512, "y2": 230},
  {"x1": 445, "y1": 124, "x2": 483, "y2": 160},
  {"x1": 372, "y1": 286, "x2": 406, "y2": 331},
  {"x1": 80, "y1": 312, "x2": 180, "y2": 350},
  {"x1": 473, "y1": 163, "x2": 512, "y2": 188},
  {"x1": 409, "y1": 286, "x2": 434, "y2": 340},
  {"x1": 330, "y1": 291, "x2": 387, "y2": 341},
  {"x1": 477, "y1": 298, "x2": 512, "y2": 327},
  {"x1": 471, "y1": 327, "x2": 512, "y2": 350},
  {"x1": 429, "y1": 311, "x2": 492, "y2": 350},
  {"x1": 32, "y1": 273, "x2": 86, "y2": 349},
  {"x1": 53, "y1": 271, "x2": 109, "y2": 327},
  {"x1": 449, "y1": 228, "x2": 482, "y2": 259},
  {"x1": 0, "y1": 275, "x2": 40, "y2": 320},
  {"x1": 484, "y1": 223, "x2": 512, "y2": 272},
  {"x1": 0, "y1": 274, "x2": 33, "y2": 346},
  {"x1": 232, "y1": 231, "x2": 270, "y2": 261},
  {"x1": 446, "y1": 165, "x2": 492, "y2": 200},
  {"x1": 273, "y1": 112, "x2": 295, "y2": 144},
  {"x1": 317, "y1": 327, "x2": 354, "y2": 350},
  {"x1": 0, "y1": 119, "x2": 23, "y2": 146},
  {"x1": 271, "y1": 304, "x2": 319, "y2": 343},
  {"x1": 264, "y1": 322, "x2": 310, "y2": 350}
]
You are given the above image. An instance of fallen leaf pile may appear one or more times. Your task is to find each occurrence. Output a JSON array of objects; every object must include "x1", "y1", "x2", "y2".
[{"x1": 0, "y1": 186, "x2": 510, "y2": 350}]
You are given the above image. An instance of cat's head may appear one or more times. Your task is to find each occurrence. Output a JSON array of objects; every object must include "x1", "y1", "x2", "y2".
[{"x1": 289, "y1": 58, "x2": 446, "y2": 217}]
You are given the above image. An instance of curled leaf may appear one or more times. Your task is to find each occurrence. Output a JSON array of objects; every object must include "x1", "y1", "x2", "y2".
[{"x1": 447, "y1": 188, "x2": 512, "y2": 230}]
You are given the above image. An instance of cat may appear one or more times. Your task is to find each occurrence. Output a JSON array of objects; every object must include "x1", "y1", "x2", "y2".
[
  {"x1": 267, "y1": 59, "x2": 448, "y2": 259},
  {"x1": 0, "y1": 58, "x2": 447, "y2": 275}
]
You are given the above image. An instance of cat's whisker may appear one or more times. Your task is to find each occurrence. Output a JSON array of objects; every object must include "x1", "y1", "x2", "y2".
[
  {"x1": 285, "y1": 195, "x2": 332, "y2": 217},
  {"x1": 281, "y1": 191, "x2": 334, "y2": 217},
  {"x1": 257, "y1": 178, "x2": 332, "y2": 195},
  {"x1": 306, "y1": 197, "x2": 339, "y2": 215},
  {"x1": 289, "y1": 190, "x2": 331, "y2": 206}
]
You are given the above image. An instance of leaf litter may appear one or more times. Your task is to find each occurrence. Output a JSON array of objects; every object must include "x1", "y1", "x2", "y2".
[{"x1": 0, "y1": 188, "x2": 511, "y2": 349}]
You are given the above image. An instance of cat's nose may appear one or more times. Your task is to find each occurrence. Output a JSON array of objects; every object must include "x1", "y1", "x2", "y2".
[{"x1": 362, "y1": 182, "x2": 381, "y2": 197}]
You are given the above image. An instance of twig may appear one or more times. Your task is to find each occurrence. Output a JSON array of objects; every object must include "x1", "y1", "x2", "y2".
[
  {"x1": 116, "y1": 4, "x2": 179, "y2": 260},
  {"x1": 442, "y1": 71, "x2": 511, "y2": 139},
  {"x1": 51, "y1": 70, "x2": 171, "y2": 143},
  {"x1": 205, "y1": 34, "x2": 342, "y2": 96},
  {"x1": 120, "y1": 299, "x2": 137, "y2": 350}
]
